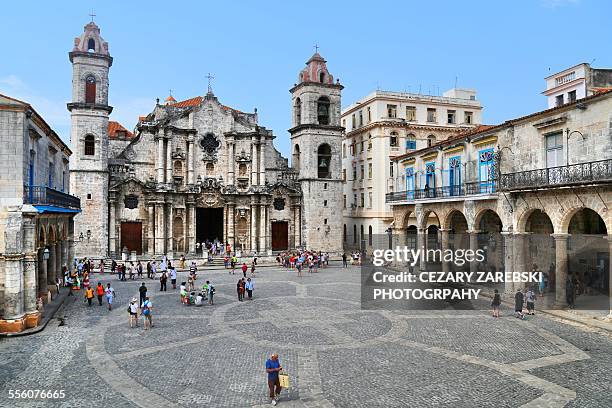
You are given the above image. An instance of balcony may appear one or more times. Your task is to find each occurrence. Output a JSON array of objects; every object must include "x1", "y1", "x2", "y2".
[
  {"x1": 499, "y1": 159, "x2": 612, "y2": 191},
  {"x1": 24, "y1": 185, "x2": 81, "y2": 210},
  {"x1": 386, "y1": 181, "x2": 498, "y2": 204}
]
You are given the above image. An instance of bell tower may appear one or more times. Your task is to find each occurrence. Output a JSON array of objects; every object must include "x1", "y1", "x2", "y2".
[
  {"x1": 289, "y1": 52, "x2": 344, "y2": 253},
  {"x1": 67, "y1": 21, "x2": 113, "y2": 259}
]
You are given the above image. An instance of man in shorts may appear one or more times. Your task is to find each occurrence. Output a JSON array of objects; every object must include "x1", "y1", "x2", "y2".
[{"x1": 105, "y1": 283, "x2": 115, "y2": 311}]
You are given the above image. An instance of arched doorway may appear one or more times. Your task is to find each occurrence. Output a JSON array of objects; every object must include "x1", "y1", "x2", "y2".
[
  {"x1": 447, "y1": 210, "x2": 469, "y2": 271},
  {"x1": 477, "y1": 210, "x2": 503, "y2": 273},
  {"x1": 524, "y1": 209, "x2": 555, "y2": 292}
]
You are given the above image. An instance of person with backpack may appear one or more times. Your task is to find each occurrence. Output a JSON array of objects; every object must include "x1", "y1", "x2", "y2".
[
  {"x1": 141, "y1": 296, "x2": 153, "y2": 329},
  {"x1": 128, "y1": 298, "x2": 139, "y2": 328},
  {"x1": 96, "y1": 282, "x2": 105, "y2": 306},
  {"x1": 491, "y1": 289, "x2": 501, "y2": 318},
  {"x1": 110, "y1": 259, "x2": 117, "y2": 275}
]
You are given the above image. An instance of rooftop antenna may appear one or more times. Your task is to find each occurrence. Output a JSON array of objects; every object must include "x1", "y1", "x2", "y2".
[
  {"x1": 89, "y1": 10, "x2": 96, "y2": 22},
  {"x1": 590, "y1": 58, "x2": 596, "y2": 65},
  {"x1": 205, "y1": 73, "x2": 214, "y2": 94}
]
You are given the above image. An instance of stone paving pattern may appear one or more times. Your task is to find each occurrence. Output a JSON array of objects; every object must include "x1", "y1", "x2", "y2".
[{"x1": 0, "y1": 265, "x2": 611, "y2": 407}]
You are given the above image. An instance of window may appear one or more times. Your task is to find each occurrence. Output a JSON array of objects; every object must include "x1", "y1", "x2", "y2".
[
  {"x1": 406, "y1": 106, "x2": 416, "y2": 121},
  {"x1": 464, "y1": 111, "x2": 473, "y2": 124},
  {"x1": 427, "y1": 108, "x2": 437, "y2": 123},
  {"x1": 359, "y1": 110, "x2": 363, "y2": 127},
  {"x1": 351, "y1": 114, "x2": 356, "y2": 129},
  {"x1": 546, "y1": 133, "x2": 564, "y2": 168},
  {"x1": 293, "y1": 144, "x2": 301, "y2": 172},
  {"x1": 319, "y1": 72, "x2": 325, "y2": 83},
  {"x1": 367, "y1": 107, "x2": 371, "y2": 123},
  {"x1": 324, "y1": 182, "x2": 328, "y2": 189},
  {"x1": 317, "y1": 144, "x2": 332, "y2": 178},
  {"x1": 85, "y1": 75, "x2": 96, "y2": 104},
  {"x1": 48, "y1": 162, "x2": 54, "y2": 188},
  {"x1": 294, "y1": 98, "x2": 302, "y2": 125},
  {"x1": 568, "y1": 90, "x2": 576, "y2": 103},
  {"x1": 324, "y1": 200, "x2": 328, "y2": 207},
  {"x1": 353, "y1": 225, "x2": 357, "y2": 243},
  {"x1": 390, "y1": 131, "x2": 398, "y2": 147},
  {"x1": 84, "y1": 135, "x2": 95, "y2": 156},
  {"x1": 352, "y1": 165, "x2": 357, "y2": 180},
  {"x1": 360, "y1": 193, "x2": 365, "y2": 207},
  {"x1": 368, "y1": 225, "x2": 373, "y2": 245},
  {"x1": 317, "y1": 97, "x2": 330, "y2": 125},
  {"x1": 406, "y1": 134, "x2": 416, "y2": 150},
  {"x1": 360, "y1": 225, "x2": 364, "y2": 243},
  {"x1": 427, "y1": 134, "x2": 436, "y2": 147},
  {"x1": 368, "y1": 192, "x2": 373, "y2": 208},
  {"x1": 342, "y1": 119, "x2": 346, "y2": 128},
  {"x1": 425, "y1": 162, "x2": 436, "y2": 190},
  {"x1": 360, "y1": 141, "x2": 364, "y2": 152},
  {"x1": 367, "y1": 134, "x2": 372, "y2": 150},
  {"x1": 343, "y1": 224, "x2": 347, "y2": 242},
  {"x1": 389, "y1": 161, "x2": 394, "y2": 178},
  {"x1": 324, "y1": 218, "x2": 328, "y2": 225},
  {"x1": 87, "y1": 193, "x2": 92, "y2": 200},
  {"x1": 342, "y1": 169, "x2": 346, "y2": 181},
  {"x1": 360, "y1": 164, "x2": 365, "y2": 180},
  {"x1": 387, "y1": 104, "x2": 397, "y2": 118},
  {"x1": 555, "y1": 95, "x2": 564, "y2": 107},
  {"x1": 174, "y1": 161, "x2": 183, "y2": 180},
  {"x1": 87, "y1": 38, "x2": 95, "y2": 52},
  {"x1": 353, "y1": 194, "x2": 357, "y2": 207},
  {"x1": 368, "y1": 163, "x2": 372, "y2": 179},
  {"x1": 447, "y1": 110, "x2": 456, "y2": 124}
]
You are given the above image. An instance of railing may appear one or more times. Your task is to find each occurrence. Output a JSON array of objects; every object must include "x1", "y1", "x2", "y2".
[
  {"x1": 499, "y1": 159, "x2": 612, "y2": 191},
  {"x1": 23, "y1": 185, "x2": 81, "y2": 209},
  {"x1": 386, "y1": 180, "x2": 498, "y2": 203}
]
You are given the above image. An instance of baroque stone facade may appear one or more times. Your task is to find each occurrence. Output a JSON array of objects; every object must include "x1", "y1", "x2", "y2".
[{"x1": 69, "y1": 22, "x2": 344, "y2": 259}]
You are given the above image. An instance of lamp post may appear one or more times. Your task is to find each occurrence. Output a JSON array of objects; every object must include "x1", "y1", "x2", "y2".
[{"x1": 43, "y1": 247, "x2": 50, "y2": 261}]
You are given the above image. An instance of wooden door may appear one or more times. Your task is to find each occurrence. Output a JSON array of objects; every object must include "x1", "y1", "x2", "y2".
[
  {"x1": 121, "y1": 222, "x2": 142, "y2": 255},
  {"x1": 271, "y1": 221, "x2": 289, "y2": 251}
]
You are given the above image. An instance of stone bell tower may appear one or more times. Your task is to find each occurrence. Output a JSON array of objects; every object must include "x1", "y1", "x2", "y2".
[
  {"x1": 289, "y1": 52, "x2": 344, "y2": 253},
  {"x1": 68, "y1": 21, "x2": 113, "y2": 259}
]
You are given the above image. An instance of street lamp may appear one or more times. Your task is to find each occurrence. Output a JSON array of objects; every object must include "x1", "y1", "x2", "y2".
[{"x1": 43, "y1": 247, "x2": 50, "y2": 261}]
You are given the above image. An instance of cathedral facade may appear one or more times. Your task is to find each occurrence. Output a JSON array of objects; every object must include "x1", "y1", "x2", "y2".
[{"x1": 69, "y1": 22, "x2": 343, "y2": 259}]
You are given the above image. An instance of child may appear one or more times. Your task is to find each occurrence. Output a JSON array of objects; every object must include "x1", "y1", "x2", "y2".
[{"x1": 180, "y1": 282, "x2": 188, "y2": 304}]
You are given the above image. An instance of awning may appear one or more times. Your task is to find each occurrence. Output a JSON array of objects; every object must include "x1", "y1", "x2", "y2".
[{"x1": 34, "y1": 205, "x2": 81, "y2": 214}]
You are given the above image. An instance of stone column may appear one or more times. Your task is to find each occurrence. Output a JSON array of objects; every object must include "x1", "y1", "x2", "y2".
[
  {"x1": 47, "y1": 242, "x2": 56, "y2": 295},
  {"x1": 440, "y1": 229, "x2": 450, "y2": 274},
  {"x1": 109, "y1": 198, "x2": 117, "y2": 257},
  {"x1": 251, "y1": 139, "x2": 258, "y2": 186},
  {"x1": 552, "y1": 233, "x2": 569, "y2": 308},
  {"x1": 166, "y1": 202, "x2": 174, "y2": 257},
  {"x1": 250, "y1": 204, "x2": 257, "y2": 252},
  {"x1": 165, "y1": 136, "x2": 173, "y2": 184},
  {"x1": 55, "y1": 241, "x2": 62, "y2": 282},
  {"x1": 501, "y1": 232, "x2": 514, "y2": 294},
  {"x1": 417, "y1": 228, "x2": 426, "y2": 271},
  {"x1": 37, "y1": 249, "x2": 47, "y2": 299},
  {"x1": 147, "y1": 204, "x2": 155, "y2": 256},
  {"x1": 182, "y1": 209, "x2": 188, "y2": 255},
  {"x1": 155, "y1": 203, "x2": 165, "y2": 255},
  {"x1": 513, "y1": 232, "x2": 529, "y2": 275},
  {"x1": 0, "y1": 253, "x2": 25, "y2": 332},
  {"x1": 259, "y1": 142, "x2": 265, "y2": 185},
  {"x1": 468, "y1": 230, "x2": 480, "y2": 275},
  {"x1": 228, "y1": 204, "x2": 235, "y2": 250},
  {"x1": 188, "y1": 203, "x2": 196, "y2": 254},
  {"x1": 187, "y1": 139, "x2": 194, "y2": 184},
  {"x1": 22, "y1": 210, "x2": 39, "y2": 327},
  {"x1": 156, "y1": 136, "x2": 164, "y2": 184},
  {"x1": 296, "y1": 205, "x2": 302, "y2": 248},
  {"x1": 68, "y1": 220, "x2": 75, "y2": 268},
  {"x1": 259, "y1": 204, "x2": 267, "y2": 254}
]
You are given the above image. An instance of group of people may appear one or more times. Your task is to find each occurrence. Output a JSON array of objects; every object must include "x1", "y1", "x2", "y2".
[
  {"x1": 276, "y1": 251, "x2": 330, "y2": 276},
  {"x1": 180, "y1": 279, "x2": 216, "y2": 306},
  {"x1": 236, "y1": 277, "x2": 255, "y2": 301}
]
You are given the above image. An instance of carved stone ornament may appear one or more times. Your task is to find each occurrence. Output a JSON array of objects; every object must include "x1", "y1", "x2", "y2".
[
  {"x1": 199, "y1": 133, "x2": 220, "y2": 154},
  {"x1": 196, "y1": 193, "x2": 220, "y2": 208},
  {"x1": 124, "y1": 194, "x2": 139, "y2": 209},
  {"x1": 273, "y1": 197, "x2": 286, "y2": 211}
]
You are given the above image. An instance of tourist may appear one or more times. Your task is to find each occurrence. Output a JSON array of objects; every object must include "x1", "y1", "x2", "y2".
[
  {"x1": 137, "y1": 260, "x2": 143, "y2": 278},
  {"x1": 265, "y1": 353, "x2": 283, "y2": 405},
  {"x1": 55, "y1": 277, "x2": 61, "y2": 294},
  {"x1": 128, "y1": 297, "x2": 139, "y2": 328},
  {"x1": 128, "y1": 262, "x2": 135, "y2": 280},
  {"x1": 96, "y1": 282, "x2": 104, "y2": 306},
  {"x1": 195, "y1": 291, "x2": 204, "y2": 306},
  {"x1": 170, "y1": 264, "x2": 177, "y2": 289},
  {"x1": 242, "y1": 262, "x2": 248, "y2": 278},
  {"x1": 139, "y1": 282, "x2": 147, "y2": 306},
  {"x1": 146, "y1": 261, "x2": 152, "y2": 279},
  {"x1": 160, "y1": 270, "x2": 168, "y2": 292},
  {"x1": 491, "y1": 289, "x2": 501, "y2": 318},
  {"x1": 189, "y1": 261, "x2": 197, "y2": 281},
  {"x1": 84, "y1": 285, "x2": 94, "y2": 306},
  {"x1": 179, "y1": 254, "x2": 186, "y2": 269},
  {"x1": 187, "y1": 274, "x2": 195, "y2": 292},
  {"x1": 245, "y1": 277, "x2": 254, "y2": 300},
  {"x1": 105, "y1": 283, "x2": 115, "y2": 311},
  {"x1": 141, "y1": 296, "x2": 153, "y2": 329},
  {"x1": 224, "y1": 255, "x2": 229, "y2": 269},
  {"x1": 201, "y1": 281, "x2": 209, "y2": 300},
  {"x1": 342, "y1": 252, "x2": 348, "y2": 268},
  {"x1": 151, "y1": 261, "x2": 157, "y2": 280},
  {"x1": 252, "y1": 251, "x2": 258, "y2": 266},
  {"x1": 231, "y1": 255, "x2": 237, "y2": 274},
  {"x1": 514, "y1": 288, "x2": 525, "y2": 319},
  {"x1": 237, "y1": 279, "x2": 244, "y2": 301},
  {"x1": 111, "y1": 259, "x2": 117, "y2": 275},
  {"x1": 99, "y1": 259, "x2": 105, "y2": 274},
  {"x1": 180, "y1": 282, "x2": 188, "y2": 304},
  {"x1": 526, "y1": 287, "x2": 536, "y2": 315},
  {"x1": 207, "y1": 281, "x2": 215, "y2": 305},
  {"x1": 251, "y1": 262, "x2": 256, "y2": 277}
]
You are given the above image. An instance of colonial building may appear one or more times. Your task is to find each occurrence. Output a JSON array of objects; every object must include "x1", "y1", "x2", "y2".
[
  {"x1": 68, "y1": 21, "x2": 344, "y2": 259},
  {"x1": 341, "y1": 88, "x2": 482, "y2": 249},
  {"x1": 388, "y1": 79, "x2": 611, "y2": 310},
  {"x1": 544, "y1": 63, "x2": 612, "y2": 108},
  {"x1": 0, "y1": 94, "x2": 80, "y2": 333}
]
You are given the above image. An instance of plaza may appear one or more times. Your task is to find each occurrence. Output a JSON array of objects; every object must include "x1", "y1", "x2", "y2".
[{"x1": 1, "y1": 263, "x2": 611, "y2": 407}]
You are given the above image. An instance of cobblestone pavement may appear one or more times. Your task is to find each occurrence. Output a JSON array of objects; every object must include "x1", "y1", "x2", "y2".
[{"x1": 0, "y1": 265, "x2": 611, "y2": 407}]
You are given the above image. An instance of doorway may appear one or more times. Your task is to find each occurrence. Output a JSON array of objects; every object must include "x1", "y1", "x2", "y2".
[
  {"x1": 196, "y1": 208, "x2": 224, "y2": 246},
  {"x1": 271, "y1": 221, "x2": 289, "y2": 251},
  {"x1": 121, "y1": 222, "x2": 142, "y2": 254}
]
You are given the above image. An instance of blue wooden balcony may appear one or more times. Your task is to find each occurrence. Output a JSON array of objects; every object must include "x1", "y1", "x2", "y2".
[
  {"x1": 386, "y1": 181, "x2": 498, "y2": 204},
  {"x1": 23, "y1": 185, "x2": 81, "y2": 210}
]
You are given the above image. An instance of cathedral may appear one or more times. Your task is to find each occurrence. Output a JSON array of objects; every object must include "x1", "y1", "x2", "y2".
[{"x1": 68, "y1": 21, "x2": 344, "y2": 259}]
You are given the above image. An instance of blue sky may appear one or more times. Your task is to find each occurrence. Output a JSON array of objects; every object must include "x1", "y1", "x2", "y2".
[{"x1": 0, "y1": 0, "x2": 610, "y2": 157}]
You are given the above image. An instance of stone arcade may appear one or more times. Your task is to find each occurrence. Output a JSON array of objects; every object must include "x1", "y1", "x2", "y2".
[{"x1": 68, "y1": 21, "x2": 344, "y2": 259}]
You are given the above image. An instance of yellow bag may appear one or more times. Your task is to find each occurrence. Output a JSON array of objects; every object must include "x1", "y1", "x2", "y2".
[{"x1": 279, "y1": 372, "x2": 290, "y2": 389}]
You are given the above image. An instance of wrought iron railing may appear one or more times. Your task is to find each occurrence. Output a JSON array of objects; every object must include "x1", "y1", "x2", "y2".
[
  {"x1": 386, "y1": 180, "x2": 498, "y2": 203},
  {"x1": 499, "y1": 159, "x2": 612, "y2": 191},
  {"x1": 23, "y1": 185, "x2": 81, "y2": 209}
]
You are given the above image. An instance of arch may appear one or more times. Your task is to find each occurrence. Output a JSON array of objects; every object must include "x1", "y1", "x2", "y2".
[
  {"x1": 520, "y1": 209, "x2": 554, "y2": 234},
  {"x1": 317, "y1": 96, "x2": 330, "y2": 125},
  {"x1": 427, "y1": 134, "x2": 437, "y2": 147},
  {"x1": 475, "y1": 209, "x2": 503, "y2": 233},
  {"x1": 48, "y1": 225, "x2": 56, "y2": 244},
  {"x1": 293, "y1": 144, "x2": 301, "y2": 172},
  {"x1": 317, "y1": 143, "x2": 332, "y2": 178},
  {"x1": 87, "y1": 38, "x2": 96, "y2": 52},
  {"x1": 38, "y1": 226, "x2": 46, "y2": 247},
  {"x1": 418, "y1": 209, "x2": 441, "y2": 231},
  {"x1": 400, "y1": 209, "x2": 413, "y2": 229},
  {"x1": 406, "y1": 133, "x2": 416, "y2": 150},
  {"x1": 567, "y1": 208, "x2": 608, "y2": 235},
  {"x1": 294, "y1": 97, "x2": 302, "y2": 125},
  {"x1": 444, "y1": 210, "x2": 468, "y2": 233},
  {"x1": 85, "y1": 75, "x2": 96, "y2": 104},
  {"x1": 84, "y1": 135, "x2": 95, "y2": 156}
]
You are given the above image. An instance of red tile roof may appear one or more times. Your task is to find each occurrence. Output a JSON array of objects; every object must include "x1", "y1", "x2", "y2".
[
  {"x1": 108, "y1": 121, "x2": 134, "y2": 139},
  {"x1": 173, "y1": 96, "x2": 203, "y2": 108}
]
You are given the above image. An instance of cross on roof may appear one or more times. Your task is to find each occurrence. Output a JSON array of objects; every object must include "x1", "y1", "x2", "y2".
[
  {"x1": 89, "y1": 10, "x2": 96, "y2": 22},
  {"x1": 314, "y1": 44, "x2": 319, "y2": 53},
  {"x1": 169, "y1": 89, "x2": 173, "y2": 96},
  {"x1": 206, "y1": 73, "x2": 214, "y2": 94}
]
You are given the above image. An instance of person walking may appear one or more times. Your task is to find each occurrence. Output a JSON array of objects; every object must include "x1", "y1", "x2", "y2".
[
  {"x1": 139, "y1": 282, "x2": 148, "y2": 306},
  {"x1": 111, "y1": 259, "x2": 117, "y2": 275},
  {"x1": 141, "y1": 296, "x2": 153, "y2": 329},
  {"x1": 241, "y1": 262, "x2": 248, "y2": 278},
  {"x1": 128, "y1": 298, "x2": 139, "y2": 328},
  {"x1": 160, "y1": 270, "x2": 168, "y2": 292},
  {"x1": 342, "y1": 252, "x2": 348, "y2": 268},
  {"x1": 85, "y1": 286, "x2": 94, "y2": 306},
  {"x1": 137, "y1": 261, "x2": 143, "y2": 278},
  {"x1": 105, "y1": 283, "x2": 115, "y2": 311},
  {"x1": 170, "y1": 265, "x2": 177, "y2": 289},
  {"x1": 514, "y1": 288, "x2": 525, "y2": 319},
  {"x1": 491, "y1": 289, "x2": 501, "y2": 318},
  {"x1": 237, "y1": 279, "x2": 244, "y2": 301},
  {"x1": 266, "y1": 353, "x2": 283, "y2": 405},
  {"x1": 526, "y1": 287, "x2": 536, "y2": 315},
  {"x1": 207, "y1": 281, "x2": 215, "y2": 305},
  {"x1": 245, "y1": 277, "x2": 254, "y2": 300},
  {"x1": 99, "y1": 259, "x2": 105, "y2": 274},
  {"x1": 96, "y1": 282, "x2": 105, "y2": 306}
]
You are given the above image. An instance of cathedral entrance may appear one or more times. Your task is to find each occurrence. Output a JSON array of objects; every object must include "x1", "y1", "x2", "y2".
[
  {"x1": 196, "y1": 208, "x2": 224, "y2": 247},
  {"x1": 121, "y1": 222, "x2": 142, "y2": 255},
  {"x1": 271, "y1": 221, "x2": 289, "y2": 251}
]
